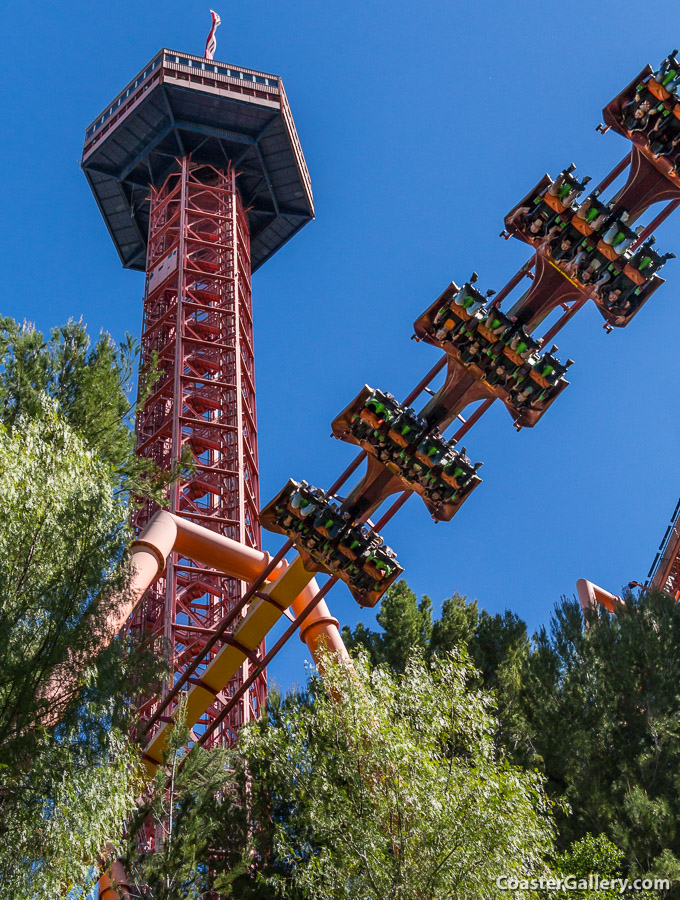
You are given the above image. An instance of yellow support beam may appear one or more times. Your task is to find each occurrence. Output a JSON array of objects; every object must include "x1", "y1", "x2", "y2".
[{"x1": 143, "y1": 555, "x2": 315, "y2": 774}]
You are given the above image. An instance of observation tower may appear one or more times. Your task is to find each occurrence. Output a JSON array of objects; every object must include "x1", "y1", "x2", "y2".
[{"x1": 82, "y1": 46, "x2": 314, "y2": 746}]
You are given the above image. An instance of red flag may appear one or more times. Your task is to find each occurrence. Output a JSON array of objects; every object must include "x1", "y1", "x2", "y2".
[{"x1": 204, "y1": 9, "x2": 221, "y2": 60}]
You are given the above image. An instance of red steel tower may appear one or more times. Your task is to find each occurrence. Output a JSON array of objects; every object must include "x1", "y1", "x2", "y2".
[
  {"x1": 645, "y1": 498, "x2": 680, "y2": 600},
  {"x1": 81, "y1": 49, "x2": 314, "y2": 746}
]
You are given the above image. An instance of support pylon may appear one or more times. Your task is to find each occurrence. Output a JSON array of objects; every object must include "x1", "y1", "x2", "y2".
[{"x1": 132, "y1": 158, "x2": 265, "y2": 747}]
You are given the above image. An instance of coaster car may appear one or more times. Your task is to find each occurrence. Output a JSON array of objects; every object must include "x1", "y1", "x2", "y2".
[
  {"x1": 591, "y1": 264, "x2": 665, "y2": 326},
  {"x1": 331, "y1": 386, "x2": 482, "y2": 521},
  {"x1": 601, "y1": 63, "x2": 680, "y2": 212},
  {"x1": 502, "y1": 186, "x2": 670, "y2": 330},
  {"x1": 259, "y1": 479, "x2": 403, "y2": 607},
  {"x1": 414, "y1": 288, "x2": 572, "y2": 427}
]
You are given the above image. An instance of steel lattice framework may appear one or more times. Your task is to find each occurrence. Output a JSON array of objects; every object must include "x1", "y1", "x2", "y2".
[
  {"x1": 132, "y1": 159, "x2": 265, "y2": 746},
  {"x1": 82, "y1": 47, "x2": 313, "y2": 755}
]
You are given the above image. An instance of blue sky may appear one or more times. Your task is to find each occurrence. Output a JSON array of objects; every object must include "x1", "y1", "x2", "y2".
[{"x1": 2, "y1": 0, "x2": 679, "y2": 692}]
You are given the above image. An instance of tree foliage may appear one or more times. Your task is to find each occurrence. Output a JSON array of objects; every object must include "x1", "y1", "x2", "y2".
[
  {"x1": 0, "y1": 319, "x2": 159, "y2": 897},
  {"x1": 128, "y1": 651, "x2": 554, "y2": 899},
  {"x1": 124, "y1": 705, "x2": 245, "y2": 899},
  {"x1": 521, "y1": 591, "x2": 680, "y2": 879},
  {"x1": 343, "y1": 582, "x2": 529, "y2": 749},
  {"x1": 548, "y1": 834, "x2": 631, "y2": 900},
  {"x1": 0, "y1": 317, "x2": 167, "y2": 500},
  {"x1": 344, "y1": 580, "x2": 680, "y2": 883}
]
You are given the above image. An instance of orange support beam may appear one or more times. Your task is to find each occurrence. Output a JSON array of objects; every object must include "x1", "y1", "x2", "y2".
[{"x1": 576, "y1": 578, "x2": 624, "y2": 616}]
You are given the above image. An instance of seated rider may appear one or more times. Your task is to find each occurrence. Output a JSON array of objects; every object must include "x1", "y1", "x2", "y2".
[
  {"x1": 433, "y1": 274, "x2": 495, "y2": 340},
  {"x1": 507, "y1": 326, "x2": 537, "y2": 361},
  {"x1": 621, "y1": 95, "x2": 658, "y2": 133},
  {"x1": 452, "y1": 275, "x2": 496, "y2": 313},
  {"x1": 565, "y1": 248, "x2": 602, "y2": 283},
  {"x1": 647, "y1": 114, "x2": 680, "y2": 157},
  {"x1": 441, "y1": 450, "x2": 476, "y2": 489},
  {"x1": 595, "y1": 269, "x2": 646, "y2": 317},
  {"x1": 598, "y1": 285, "x2": 626, "y2": 311},
  {"x1": 508, "y1": 165, "x2": 591, "y2": 238},
  {"x1": 486, "y1": 360, "x2": 516, "y2": 389},
  {"x1": 653, "y1": 49, "x2": 680, "y2": 92},
  {"x1": 388, "y1": 407, "x2": 424, "y2": 449},
  {"x1": 656, "y1": 128, "x2": 680, "y2": 159},
  {"x1": 416, "y1": 433, "x2": 449, "y2": 468},
  {"x1": 361, "y1": 391, "x2": 397, "y2": 430},
  {"x1": 290, "y1": 486, "x2": 323, "y2": 518},
  {"x1": 590, "y1": 265, "x2": 616, "y2": 296},
  {"x1": 601, "y1": 217, "x2": 645, "y2": 255},
  {"x1": 572, "y1": 189, "x2": 602, "y2": 222},
  {"x1": 482, "y1": 307, "x2": 513, "y2": 338},
  {"x1": 457, "y1": 321, "x2": 485, "y2": 366},
  {"x1": 313, "y1": 507, "x2": 345, "y2": 541},
  {"x1": 547, "y1": 229, "x2": 581, "y2": 263},
  {"x1": 546, "y1": 164, "x2": 592, "y2": 209},
  {"x1": 627, "y1": 241, "x2": 675, "y2": 278},
  {"x1": 572, "y1": 191, "x2": 613, "y2": 235},
  {"x1": 535, "y1": 348, "x2": 573, "y2": 385},
  {"x1": 512, "y1": 378, "x2": 539, "y2": 408}
]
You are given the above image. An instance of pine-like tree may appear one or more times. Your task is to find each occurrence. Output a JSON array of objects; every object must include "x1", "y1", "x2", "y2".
[{"x1": 521, "y1": 591, "x2": 680, "y2": 878}]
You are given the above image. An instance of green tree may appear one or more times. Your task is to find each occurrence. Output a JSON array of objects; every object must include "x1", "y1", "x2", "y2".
[
  {"x1": 0, "y1": 318, "x2": 153, "y2": 495},
  {"x1": 130, "y1": 651, "x2": 555, "y2": 899},
  {"x1": 520, "y1": 591, "x2": 680, "y2": 880},
  {"x1": 344, "y1": 584, "x2": 528, "y2": 686},
  {"x1": 545, "y1": 834, "x2": 633, "y2": 900},
  {"x1": 343, "y1": 581, "x2": 433, "y2": 671},
  {"x1": 341, "y1": 580, "x2": 680, "y2": 879},
  {"x1": 344, "y1": 583, "x2": 531, "y2": 752},
  {"x1": 0, "y1": 319, "x2": 162, "y2": 897}
]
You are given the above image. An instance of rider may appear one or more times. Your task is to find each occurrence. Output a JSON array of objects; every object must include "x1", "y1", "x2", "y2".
[
  {"x1": 549, "y1": 231, "x2": 581, "y2": 263},
  {"x1": 622, "y1": 96, "x2": 658, "y2": 133},
  {"x1": 572, "y1": 189, "x2": 603, "y2": 223},
  {"x1": 646, "y1": 112, "x2": 680, "y2": 157},
  {"x1": 508, "y1": 327, "x2": 537, "y2": 361},
  {"x1": 601, "y1": 217, "x2": 645, "y2": 255},
  {"x1": 653, "y1": 50, "x2": 680, "y2": 90},
  {"x1": 452, "y1": 275, "x2": 496, "y2": 314},
  {"x1": 546, "y1": 165, "x2": 592, "y2": 208},
  {"x1": 565, "y1": 247, "x2": 602, "y2": 282},
  {"x1": 628, "y1": 242, "x2": 676, "y2": 278},
  {"x1": 433, "y1": 275, "x2": 494, "y2": 341},
  {"x1": 508, "y1": 165, "x2": 591, "y2": 238}
]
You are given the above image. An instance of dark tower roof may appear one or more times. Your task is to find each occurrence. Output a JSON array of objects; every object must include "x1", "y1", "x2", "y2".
[{"x1": 81, "y1": 49, "x2": 314, "y2": 272}]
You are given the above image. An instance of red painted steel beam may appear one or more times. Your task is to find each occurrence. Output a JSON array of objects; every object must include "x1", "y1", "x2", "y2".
[{"x1": 132, "y1": 159, "x2": 266, "y2": 750}]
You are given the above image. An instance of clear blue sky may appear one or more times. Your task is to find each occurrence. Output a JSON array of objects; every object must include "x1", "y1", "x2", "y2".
[{"x1": 2, "y1": 0, "x2": 679, "y2": 692}]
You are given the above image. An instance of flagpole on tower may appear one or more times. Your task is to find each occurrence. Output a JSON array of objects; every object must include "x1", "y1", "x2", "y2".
[{"x1": 205, "y1": 9, "x2": 221, "y2": 60}]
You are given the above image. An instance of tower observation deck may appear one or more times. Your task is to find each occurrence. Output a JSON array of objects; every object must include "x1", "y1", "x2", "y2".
[{"x1": 82, "y1": 48, "x2": 314, "y2": 747}]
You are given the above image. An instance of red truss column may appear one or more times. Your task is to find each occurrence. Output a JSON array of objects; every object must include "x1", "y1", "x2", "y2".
[{"x1": 132, "y1": 158, "x2": 265, "y2": 747}]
